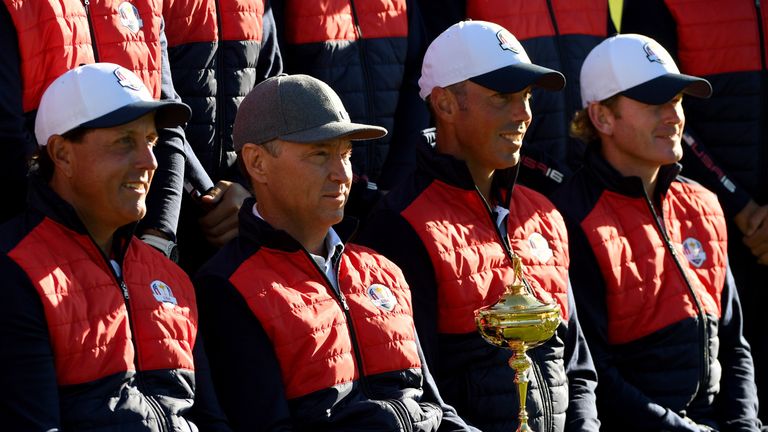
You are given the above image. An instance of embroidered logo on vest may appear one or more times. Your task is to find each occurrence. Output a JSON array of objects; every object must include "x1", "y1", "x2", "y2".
[
  {"x1": 118, "y1": 2, "x2": 144, "y2": 34},
  {"x1": 150, "y1": 280, "x2": 177, "y2": 305},
  {"x1": 528, "y1": 232, "x2": 554, "y2": 263},
  {"x1": 367, "y1": 284, "x2": 397, "y2": 312},
  {"x1": 682, "y1": 237, "x2": 707, "y2": 267}
]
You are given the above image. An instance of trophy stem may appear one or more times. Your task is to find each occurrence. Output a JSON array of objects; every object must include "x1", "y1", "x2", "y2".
[{"x1": 509, "y1": 348, "x2": 534, "y2": 432}]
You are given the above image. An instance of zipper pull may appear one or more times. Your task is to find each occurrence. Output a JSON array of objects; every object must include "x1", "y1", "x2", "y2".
[
  {"x1": 339, "y1": 292, "x2": 350, "y2": 311},
  {"x1": 120, "y1": 281, "x2": 130, "y2": 300}
]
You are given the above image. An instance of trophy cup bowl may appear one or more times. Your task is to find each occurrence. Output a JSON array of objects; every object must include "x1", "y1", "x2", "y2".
[{"x1": 474, "y1": 258, "x2": 560, "y2": 432}]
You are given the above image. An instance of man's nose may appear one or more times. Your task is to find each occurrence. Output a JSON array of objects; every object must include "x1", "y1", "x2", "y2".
[{"x1": 138, "y1": 143, "x2": 158, "y2": 171}]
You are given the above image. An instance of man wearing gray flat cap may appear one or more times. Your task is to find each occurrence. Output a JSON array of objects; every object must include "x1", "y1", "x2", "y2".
[{"x1": 195, "y1": 74, "x2": 478, "y2": 432}]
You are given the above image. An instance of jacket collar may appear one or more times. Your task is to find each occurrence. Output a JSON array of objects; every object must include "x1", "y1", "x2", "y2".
[
  {"x1": 238, "y1": 198, "x2": 358, "y2": 252},
  {"x1": 584, "y1": 147, "x2": 681, "y2": 200},
  {"x1": 27, "y1": 175, "x2": 137, "y2": 260},
  {"x1": 417, "y1": 140, "x2": 520, "y2": 209}
]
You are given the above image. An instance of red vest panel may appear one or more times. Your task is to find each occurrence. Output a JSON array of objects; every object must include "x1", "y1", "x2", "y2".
[
  {"x1": 665, "y1": 0, "x2": 768, "y2": 75},
  {"x1": 402, "y1": 182, "x2": 570, "y2": 334},
  {"x1": 582, "y1": 182, "x2": 726, "y2": 344},
  {"x1": 230, "y1": 244, "x2": 420, "y2": 399},
  {"x1": 162, "y1": 0, "x2": 264, "y2": 46},
  {"x1": 282, "y1": 0, "x2": 407, "y2": 45},
  {"x1": 466, "y1": 0, "x2": 608, "y2": 40},
  {"x1": 8, "y1": 218, "x2": 197, "y2": 385}
]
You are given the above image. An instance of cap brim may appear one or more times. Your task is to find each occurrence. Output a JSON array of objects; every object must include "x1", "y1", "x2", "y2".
[
  {"x1": 280, "y1": 121, "x2": 387, "y2": 143},
  {"x1": 80, "y1": 100, "x2": 192, "y2": 130},
  {"x1": 469, "y1": 63, "x2": 566, "y2": 93},
  {"x1": 622, "y1": 74, "x2": 712, "y2": 105}
]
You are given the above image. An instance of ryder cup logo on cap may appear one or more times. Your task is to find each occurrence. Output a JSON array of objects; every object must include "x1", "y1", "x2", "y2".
[
  {"x1": 35, "y1": 63, "x2": 190, "y2": 146},
  {"x1": 418, "y1": 20, "x2": 565, "y2": 100},
  {"x1": 579, "y1": 34, "x2": 712, "y2": 107}
]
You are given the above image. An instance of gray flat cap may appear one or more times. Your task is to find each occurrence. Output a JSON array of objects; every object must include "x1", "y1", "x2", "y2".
[{"x1": 233, "y1": 74, "x2": 387, "y2": 151}]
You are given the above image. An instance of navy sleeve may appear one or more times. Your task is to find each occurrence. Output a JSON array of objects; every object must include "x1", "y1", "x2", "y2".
[
  {"x1": 620, "y1": 0, "x2": 751, "y2": 217},
  {"x1": 356, "y1": 208, "x2": 441, "y2": 371},
  {"x1": 195, "y1": 272, "x2": 293, "y2": 432},
  {"x1": 257, "y1": 0, "x2": 283, "y2": 81},
  {"x1": 712, "y1": 263, "x2": 761, "y2": 430},
  {"x1": 0, "y1": 254, "x2": 61, "y2": 431},
  {"x1": 561, "y1": 283, "x2": 601, "y2": 432},
  {"x1": 377, "y1": 0, "x2": 430, "y2": 190},
  {"x1": 563, "y1": 216, "x2": 699, "y2": 432},
  {"x1": 141, "y1": 18, "x2": 214, "y2": 238},
  {"x1": 0, "y1": 5, "x2": 34, "y2": 223}
]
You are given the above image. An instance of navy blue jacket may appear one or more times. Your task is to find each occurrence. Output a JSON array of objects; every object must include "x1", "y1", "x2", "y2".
[
  {"x1": 551, "y1": 149, "x2": 761, "y2": 432},
  {"x1": 196, "y1": 200, "x2": 478, "y2": 432},
  {"x1": 357, "y1": 143, "x2": 600, "y2": 432}
]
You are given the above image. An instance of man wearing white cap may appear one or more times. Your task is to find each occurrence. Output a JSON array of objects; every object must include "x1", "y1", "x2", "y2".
[
  {"x1": 0, "y1": 63, "x2": 230, "y2": 431},
  {"x1": 551, "y1": 34, "x2": 762, "y2": 431},
  {"x1": 357, "y1": 20, "x2": 600, "y2": 432}
]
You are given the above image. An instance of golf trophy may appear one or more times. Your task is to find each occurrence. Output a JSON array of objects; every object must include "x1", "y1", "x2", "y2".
[{"x1": 474, "y1": 255, "x2": 560, "y2": 432}]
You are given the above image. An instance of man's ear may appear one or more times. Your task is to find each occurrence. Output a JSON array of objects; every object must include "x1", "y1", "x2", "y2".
[
  {"x1": 241, "y1": 143, "x2": 269, "y2": 185},
  {"x1": 430, "y1": 86, "x2": 458, "y2": 122},
  {"x1": 587, "y1": 102, "x2": 615, "y2": 135},
  {"x1": 46, "y1": 135, "x2": 75, "y2": 177}
]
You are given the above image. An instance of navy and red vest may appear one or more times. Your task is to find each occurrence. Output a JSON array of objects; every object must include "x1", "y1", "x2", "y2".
[
  {"x1": 357, "y1": 144, "x2": 590, "y2": 431},
  {"x1": 583, "y1": 183, "x2": 724, "y2": 346},
  {"x1": 464, "y1": 0, "x2": 609, "y2": 194},
  {"x1": 229, "y1": 241, "x2": 420, "y2": 399},
  {"x1": 276, "y1": 0, "x2": 419, "y2": 186},
  {"x1": 551, "y1": 150, "x2": 760, "y2": 430},
  {"x1": 402, "y1": 180, "x2": 570, "y2": 334},
  {"x1": 3, "y1": 0, "x2": 163, "y2": 113},
  {"x1": 162, "y1": 0, "x2": 280, "y2": 180},
  {"x1": 1, "y1": 179, "x2": 200, "y2": 431},
  {"x1": 197, "y1": 204, "x2": 452, "y2": 430}
]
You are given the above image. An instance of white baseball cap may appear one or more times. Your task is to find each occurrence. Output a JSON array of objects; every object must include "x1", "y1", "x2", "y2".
[
  {"x1": 35, "y1": 62, "x2": 191, "y2": 146},
  {"x1": 418, "y1": 20, "x2": 565, "y2": 100},
  {"x1": 580, "y1": 34, "x2": 712, "y2": 107}
]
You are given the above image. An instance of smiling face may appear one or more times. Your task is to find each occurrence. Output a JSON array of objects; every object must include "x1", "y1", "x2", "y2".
[
  {"x1": 452, "y1": 80, "x2": 532, "y2": 172},
  {"x1": 51, "y1": 113, "x2": 158, "y2": 241},
  {"x1": 602, "y1": 94, "x2": 685, "y2": 177},
  {"x1": 256, "y1": 138, "x2": 354, "y2": 242}
]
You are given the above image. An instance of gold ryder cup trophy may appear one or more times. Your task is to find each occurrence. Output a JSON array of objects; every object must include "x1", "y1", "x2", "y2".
[{"x1": 474, "y1": 255, "x2": 561, "y2": 432}]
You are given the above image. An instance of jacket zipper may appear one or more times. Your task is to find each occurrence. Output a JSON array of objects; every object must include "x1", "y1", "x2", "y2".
[
  {"x1": 349, "y1": 0, "x2": 378, "y2": 182},
  {"x1": 213, "y1": 0, "x2": 225, "y2": 179},
  {"x1": 302, "y1": 249, "x2": 372, "y2": 397},
  {"x1": 642, "y1": 190, "x2": 710, "y2": 399},
  {"x1": 82, "y1": 0, "x2": 100, "y2": 61},
  {"x1": 93, "y1": 242, "x2": 169, "y2": 432},
  {"x1": 475, "y1": 187, "x2": 554, "y2": 430}
]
